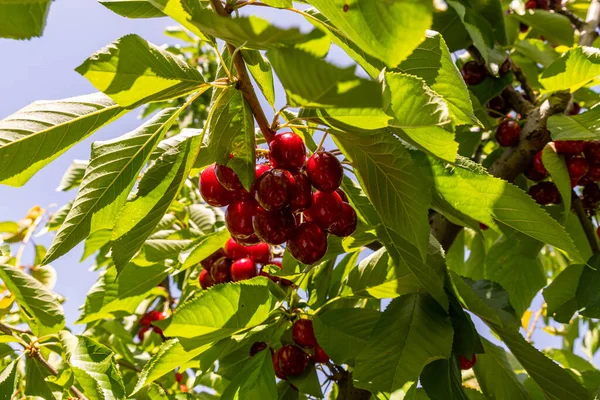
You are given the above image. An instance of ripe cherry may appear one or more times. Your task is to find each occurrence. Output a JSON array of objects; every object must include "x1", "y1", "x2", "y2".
[
  {"x1": 336, "y1": 188, "x2": 348, "y2": 203},
  {"x1": 487, "y1": 96, "x2": 508, "y2": 117},
  {"x1": 255, "y1": 164, "x2": 271, "y2": 180},
  {"x1": 200, "y1": 248, "x2": 226, "y2": 270},
  {"x1": 140, "y1": 310, "x2": 166, "y2": 327},
  {"x1": 587, "y1": 164, "x2": 600, "y2": 183},
  {"x1": 250, "y1": 341, "x2": 268, "y2": 357},
  {"x1": 304, "y1": 191, "x2": 343, "y2": 230},
  {"x1": 232, "y1": 233, "x2": 261, "y2": 246},
  {"x1": 215, "y1": 164, "x2": 243, "y2": 192},
  {"x1": 247, "y1": 242, "x2": 271, "y2": 264},
  {"x1": 458, "y1": 354, "x2": 477, "y2": 370},
  {"x1": 224, "y1": 237, "x2": 248, "y2": 259},
  {"x1": 289, "y1": 172, "x2": 313, "y2": 212},
  {"x1": 313, "y1": 344, "x2": 329, "y2": 364},
  {"x1": 536, "y1": 0, "x2": 549, "y2": 9},
  {"x1": 529, "y1": 182, "x2": 561, "y2": 205},
  {"x1": 554, "y1": 140, "x2": 585, "y2": 155},
  {"x1": 569, "y1": 102, "x2": 581, "y2": 116},
  {"x1": 461, "y1": 61, "x2": 486, "y2": 86},
  {"x1": 495, "y1": 119, "x2": 521, "y2": 147},
  {"x1": 525, "y1": 0, "x2": 537, "y2": 9},
  {"x1": 525, "y1": 166, "x2": 547, "y2": 181},
  {"x1": 255, "y1": 169, "x2": 295, "y2": 211},
  {"x1": 231, "y1": 258, "x2": 257, "y2": 282},
  {"x1": 499, "y1": 58, "x2": 512, "y2": 77},
  {"x1": 479, "y1": 223, "x2": 489, "y2": 231},
  {"x1": 226, "y1": 199, "x2": 257, "y2": 239},
  {"x1": 583, "y1": 184, "x2": 600, "y2": 203},
  {"x1": 584, "y1": 141, "x2": 600, "y2": 163},
  {"x1": 137, "y1": 327, "x2": 150, "y2": 341},
  {"x1": 306, "y1": 151, "x2": 344, "y2": 193},
  {"x1": 292, "y1": 319, "x2": 318, "y2": 349},
  {"x1": 175, "y1": 372, "x2": 184, "y2": 383},
  {"x1": 272, "y1": 349, "x2": 287, "y2": 380},
  {"x1": 278, "y1": 345, "x2": 310, "y2": 377},
  {"x1": 211, "y1": 258, "x2": 232, "y2": 284},
  {"x1": 269, "y1": 132, "x2": 307, "y2": 172},
  {"x1": 200, "y1": 164, "x2": 233, "y2": 207},
  {"x1": 533, "y1": 150, "x2": 547, "y2": 175},
  {"x1": 328, "y1": 203, "x2": 357, "y2": 237},
  {"x1": 199, "y1": 269, "x2": 215, "y2": 290},
  {"x1": 567, "y1": 156, "x2": 590, "y2": 183},
  {"x1": 253, "y1": 207, "x2": 296, "y2": 245},
  {"x1": 288, "y1": 222, "x2": 328, "y2": 265}
]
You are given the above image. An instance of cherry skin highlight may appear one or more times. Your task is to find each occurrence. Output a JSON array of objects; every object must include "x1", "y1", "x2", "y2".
[
  {"x1": 288, "y1": 222, "x2": 328, "y2": 265},
  {"x1": 495, "y1": 119, "x2": 521, "y2": 147},
  {"x1": 269, "y1": 132, "x2": 307, "y2": 172},
  {"x1": 246, "y1": 242, "x2": 271, "y2": 264},
  {"x1": 278, "y1": 345, "x2": 310, "y2": 377},
  {"x1": 225, "y1": 199, "x2": 257, "y2": 238},
  {"x1": 272, "y1": 349, "x2": 287, "y2": 380},
  {"x1": 232, "y1": 233, "x2": 261, "y2": 246},
  {"x1": 533, "y1": 150, "x2": 547, "y2": 175},
  {"x1": 306, "y1": 151, "x2": 344, "y2": 193},
  {"x1": 210, "y1": 258, "x2": 232, "y2": 284},
  {"x1": 231, "y1": 258, "x2": 257, "y2": 282},
  {"x1": 199, "y1": 164, "x2": 233, "y2": 207},
  {"x1": 200, "y1": 248, "x2": 226, "y2": 270}
]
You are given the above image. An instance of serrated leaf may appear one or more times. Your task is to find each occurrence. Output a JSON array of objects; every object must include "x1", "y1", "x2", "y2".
[
  {"x1": 540, "y1": 47, "x2": 600, "y2": 94},
  {"x1": 0, "y1": 359, "x2": 17, "y2": 400},
  {"x1": 0, "y1": 0, "x2": 51, "y2": 39},
  {"x1": 188, "y1": 204, "x2": 222, "y2": 233},
  {"x1": 45, "y1": 201, "x2": 72, "y2": 232},
  {"x1": 99, "y1": 0, "x2": 165, "y2": 18},
  {"x1": 542, "y1": 144, "x2": 572, "y2": 215},
  {"x1": 76, "y1": 34, "x2": 206, "y2": 107},
  {"x1": 514, "y1": 39, "x2": 559, "y2": 68},
  {"x1": 221, "y1": 350, "x2": 277, "y2": 400},
  {"x1": 576, "y1": 253, "x2": 600, "y2": 319},
  {"x1": 543, "y1": 264, "x2": 583, "y2": 323},
  {"x1": 143, "y1": 239, "x2": 193, "y2": 262},
  {"x1": 30, "y1": 264, "x2": 57, "y2": 290},
  {"x1": 297, "y1": 107, "x2": 391, "y2": 131},
  {"x1": 25, "y1": 357, "x2": 63, "y2": 400},
  {"x1": 447, "y1": 0, "x2": 494, "y2": 65},
  {"x1": 510, "y1": 10, "x2": 574, "y2": 47},
  {"x1": 354, "y1": 293, "x2": 453, "y2": 393},
  {"x1": 180, "y1": 228, "x2": 230, "y2": 270},
  {"x1": 44, "y1": 108, "x2": 181, "y2": 265},
  {"x1": 432, "y1": 8, "x2": 471, "y2": 53},
  {"x1": 0, "y1": 93, "x2": 127, "y2": 187},
  {"x1": 420, "y1": 358, "x2": 469, "y2": 400},
  {"x1": 56, "y1": 160, "x2": 88, "y2": 192},
  {"x1": 0, "y1": 264, "x2": 64, "y2": 336},
  {"x1": 548, "y1": 105, "x2": 600, "y2": 141},
  {"x1": 242, "y1": 50, "x2": 276, "y2": 108},
  {"x1": 545, "y1": 349, "x2": 596, "y2": 372}
]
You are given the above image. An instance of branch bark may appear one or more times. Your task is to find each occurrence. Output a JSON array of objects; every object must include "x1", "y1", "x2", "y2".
[
  {"x1": 336, "y1": 371, "x2": 371, "y2": 400},
  {"x1": 33, "y1": 352, "x2": 88, "y2": 400},
  {"x1": 572, "y1": 192, "x2": 600, "y2": 253},
  {"x1": 580, "y1": 0, "x2": 600, "y2": 47}
]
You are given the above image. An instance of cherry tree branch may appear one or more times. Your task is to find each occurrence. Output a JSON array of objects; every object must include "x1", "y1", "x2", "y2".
[
  {"x1": 580, "y1": 0, "x2": 600, "y2": 47},
  {"x1": 572, "y1": 192, "x2": 600, "y2": 253},
  {"x1": 34, "y1": 352, "x2": 89, "y2": 400},
  {"x1": 335, "y1": 371, "x2": 371, "y2": 400}
]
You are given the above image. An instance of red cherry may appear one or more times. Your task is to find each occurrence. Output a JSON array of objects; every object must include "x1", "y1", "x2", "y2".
[
  {"x1": 567, "y1": 156, "x2": 590, "y2": 183},
  {"x1": 175, "y1": 372, "x2": 184, "y2": 383},
  {"x1": 304, "y1": 191, "x2": 343, "y2": 230},
  {"x1": 210, "y1": 257, "x2": 231, "y2": 284},
  {"x1": 585, "y1": 142, "x2": 600, "y2": 163},
  {"x1": 289, "y1": 172, "x2": 313, "y2": 212},
  {"x1": 328, "y1": 203, "x2": 357, "y2": 237},
  {"x1": 140, "y1": 310, "x2": 165, "y2": 326},
  {"x1": 458, "y1": 354, "x2": 477, "y2": 370},
  {"x1": 269, "y1": 132, "x2": 307, "y2": 172},
  {"x1": 226, "y1": 199, "x2": 257, "y2": 238},
  {"x1": 232, "y1": 233, "x2": 261, "y2": 246},
  {"x1": 306, "y1": 151, "x2": 344, "y2": 193},
  {"x1": 255, "y1": 164, "x2": 271, "y2": 180},
  {"x1": 278, "y1": 345, "x2": 310, "y2": 377},
  {"x1": 525, "y1": 0, "x2": 537, "y2": 9},
  {"x1": 199, "y1": 164, "x2": 233, "y2": 207},
  {"x1": 253, "y1": 207, "x2": 296, "y2": 245},
  {"x1": 461, "y1": 61, "x2": 486, "y2": 86},
  {"x1": 247, "y1": 242, "x2": 271, "y2": 264},
  {"x1": 231, "y1": 258, "x2": 257, "y2": 282},
  {"x1": 137, "y1": 327, "x2": 150, "y2": 341},
  {"x1": 554, "y1": 141, "x2": 585, "y2": 155},
  {"x1": 288, "y1": 222, "x2": 328, "y2": 265},
  {"x1": 199, "y1": 269, "x2": 215, "y2": 290},
  {"x1": 200, "y1": 248, "x2": 226, "y2": 270},
  {"x1": 499, "y1": 59, "x2": 512, "y2": 77},
  {"x1": 250, "y1": 341, "x2": 268, "y2": 357},
  {"x1": 529, "y1": 182, "x2": 561, "y2": 205},
  {"x1": 587, "y1": 164, "x2": 600, "y2": 183},
  {"x1": 224, "y1": 238, "x2": 249, "y2": 259},
  {"x1": 583, "y1": 184, "x2": 600, "y2": 203},
  {"x1": 215, "y1": 164, "x2": 243, "y2": 192},
  {"x1": 487, "y1": 96, "x2": 508, "y2": 117},
  {"x1": 479, "y1": 223, "x2": 489, "y2": 231},
  {"x1": 272, "y1": 349, "x2": 287, "y2": 380},
  {"x1": 254, "y1": 169, "x2": 295, "y2": 211},
  {"x1": 495, "y1": 119, "x2": 521, "y2": 147},
  {"x1": 313, "y1": 345, "x2": 329, "y2": 364},
  {"x1": 525, "y1": 166, "x2": 547, "y2": 181},
  {"x1": 292, "y1": 319, "x2": 318, "y2": 348},
  {"x1": 569, "y1": 102, "x2": 581, "y2": 116},
  {"x1": 533, "y1": 150, "x2": 547, "y2": 175},
  {"x1": 335, "y1": 188, "x2": 348, "y2": 203}
]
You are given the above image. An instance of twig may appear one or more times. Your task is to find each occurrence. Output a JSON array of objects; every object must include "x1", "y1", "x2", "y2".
[
  {"x1": 573, "y1": 192, "x2": 600, "y2": 253},
  {"x1": 526, "y1": 306, "x2": 545, "y2": 342},
  {"x1": 510, "y1": 60, "x2": 536, "y2": 104},
  {"x1": 579, "y1": 0, "x2": 600, "y2": 46},
  {"x1": 33, "y1": 352, "x2": 88, "y2": 400},
  {"x1": 335, "y1": 370, "x2": 371, "y2": 400},
  {"x1": 557, "y1": 7, "x2": 586, "y2": 31}
]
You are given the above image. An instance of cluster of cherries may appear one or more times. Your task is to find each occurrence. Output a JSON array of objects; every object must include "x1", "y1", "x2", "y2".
[
  {"x1": 251, "y1": 318, "x2": 329, "y2": 380},
  {"x1": 137, "y1": 310, "x2": 166, "y2": 341},
  {"x1": 528, "y1": 140, "x2": 600, "y2": 209},
  {"x1": 461, "y1": 58, "x2": 511, "y2": 87},
  {"x1": 199, "y1": 132, "x2": 357, "y2": 265}
]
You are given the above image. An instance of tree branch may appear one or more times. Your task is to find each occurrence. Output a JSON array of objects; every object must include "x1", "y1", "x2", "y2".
[
  {"x1": 580, "y1": 0, "x2": 600, "y2": 47},
  {"x1": 557, "y1": 7, "x2": 586, "y2": 31},
  {"x1": 572, "y1": 192, "x2": 600, "y2": 253},
  {"x1": 33, "y1": 352, "x2": 89, "y2": 400},
  {"x1": 335, "y1": 371, "x2": 371, "y2": 400},
  {"x1": 510, "y1": 61, "x2": 536, "y2": 104}
]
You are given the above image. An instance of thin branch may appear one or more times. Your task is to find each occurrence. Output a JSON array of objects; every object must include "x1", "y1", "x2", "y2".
[
  {"x1": 33, "y1": 351, "x2": 88, "y2": 400},
  {"x1": 526, "y1": 305, "x2": 545, "y2": 342},
  {"x1": 580, "y1": 0, "x2": 600, "y2": 46},
  {"x1": 335, "y1": 370, "x2": 371, "y2": 400},
  {"x1": 510, "y1": 60, "x2": 536, "y2": 105},
  {"x1": 557, "y1": 7, "x2": 586, "y2": 31},
  {"x1": 573, "y1": 192, "x2": 600, "y2": 254}
]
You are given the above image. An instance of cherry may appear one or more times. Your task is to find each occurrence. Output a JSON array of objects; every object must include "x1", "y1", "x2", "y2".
[
  {"x1": 479, "y1": 223, "x2": 489, "y2": 231},
  {"x1": 313, "y1": 344, "x2": 329, "y2": 364},
  {"x1": 306, "y1": 151, "x2": 344, "y2": 193},
  {"x1": 278, "y1": 345, "x2": 310, "y2": 377},
  {"x1": 224, "y1": 237, "x2": 249, "y2": 259},
  {"x1": 199, "y1": 164, "x2": 233, "y2": 207},
  {"x1": 199, "y1": 269, "x2": 215, "y2": 289},
  {"x1": 461, "y1": 61, "x2": 486, "y2": 86},
  {"x1": 495, "y1": 119, "x2": 521, "y2": 147},
  {"x1": 137, "y1": 326, "x2": 150, "y2": 341},
  {"x1": 585, "y1": 141, "x2": 600, "y2": 163},
  {"x1": 525, "y1": 0, "x2": 537, "y2": 9},
  {"x1": 529, "y1": 182, "x2": 561, "y2": 205},
  {"x1": 215, "y1": 164, "x2": 243, "y2": 192},
  {"x1": 567, "y1": 156, "x2": 590, "y2": 183},
  {"x1": 288, "y1": 222, "x2": 328, "y2": 265},
  {"x1": 293, "y1": 319, "x2": 318, "y2": 348},
  {"x1": 536, "y1": 0, "x2": 549, "y2": 9},
  {"x1": 253, "y1": 207, "x2": 296, "y2": 245},
  {"x1": 525, "y1": 166, "x2": 547, "y2": 181},
  {"x1": 200, "y1": 248, "x2": 226, "y2": 270},
  {"x1": 499, "y1": 58, "x2": 512, "y2": 77},
  {"x1": 226, "y1": 199, "x2": 257, "y2": 239},
  {"x1": 272, "y1": 349, "x2": 287, "y2": 380},
  {"x1": 289, "y1": 172, "x2": 313, "y2": 212},
  {"x1": 210, "y1": 257, "x2": 231, "y2": 284},
  {"x1": 232, "y1": 233, "x2": 261, "y2": 246},
  {"x1": 304, "y1": 191, "x2": 343, "y2": 230},
  {"x1": 328, "y1": 203, "x2": 357, "y2": 237},
  {"x1": 520, "y1": 22, "x2": 529, "y2": 33},
  {"x1": 569, "y1": 102, "x2": 581, "y2": 116},
  {"x1": 250, "y1": 341, "x2": 268, "y2": 357},
  {"x1": 533, "y1": 150, "x2": 547, "y2": 175},
  {"x1": 255, "y1": 169, "x2": 295, "y2": 211},
  {"x1": 487, "y1": 96, "x2": 508, "y2": 117},
  {"x1": 231, "y1": 258, "x2": 257, "y2": 282},
  {"x1": 255, "y1": 164, "x2": 271, "y2": 180},
  {"x1": 175, "y1": 372, "x2": 184, "y2": 383},
  {"x1": 583, "y1": 184, "x2": 600, "y2": 203},
  {"x1": 554, "y1": 140, "x2": 585, "y2": 155},
  {"x1": 140, "y1": 310, "x2": 166, "y2": 327},
  {"x1": 269, "y1": 132, "x2": 307, "y2": 172},
  {"x1": 247, "y1": 242, "x2": 271, "y2": 264},
  {"x1": 587, "y1": 164, "x2": 600, "y2": 183},
  {"x1": 336, "y1": 188, "x2": 348, "y2": 203},
  {"x1": 458, "y1": 354, "x2": 477, "y2": 370}
]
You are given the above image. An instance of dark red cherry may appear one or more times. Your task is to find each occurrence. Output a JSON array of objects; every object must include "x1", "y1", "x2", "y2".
[
  {"x1": 499, "y1": 59, "x2": 512, "y2": 77},
  {"x1": 292, "y1": 319, "x2": 318, "y2": 349},
  {"x1": 175, "y1": 372, "x2": 184, "y2": 383},
  {"x1": 529, "y1": 182, "x2": 561, "y2": 205},
  {"x1": 246, "y1": 242, "x2": 271, "y2": 264},
  {"x1": 272, "y1": 349, "x2": 287, "y2": 380},
  {"x1": 232, "y1": 233, "x2": 261, "y2": 246},
  {"x1": 269, "y1": 132, "x2": 307, "y2": 172},
  {"x1": 525, "y1": 166, "x2": 547, "y2": 181},
  {"x1": 583, "y1": 184, "x2": 600, "y2": 203},
  {"x1": 253, "y1": 207, "x2": 296, "y2": 245},
  {"x1": 255, "y1": 164, "x2": 271, "y2": 180},
  {"x1": 278, "y1": 345, "x2": 309, "y2": 377},
  {"x1": 313, "y1": 345, "x2": 329, "y2": 364},
  {"x1": 585, "y1": 142, "x2": 600, "y2": 163},
  {"x1": 231, "y1": 258, "x2": 257, "y2": 282},
  {"x1": 224, "y1": 237, "x2": 249, "y2": 259},
  {"x1": 459, "y1": 354, "x2": 477, "y2": 370},
  {"x1": 536, "y1": 0, "x2": 549, "y2": 9},
  {"x1": 140, "y1": 310, "x2": 166, "y2": 326},
  {"x1": 554, "y1": 140, "x2": 585, "y2": 155},
  {"x1": 525, "y1": 0, "x2": 537, "y2": 9},
  {"x1": 288, "y1": 222, "x2": 328, "y2": 265},
  {"x1": 479, "y1": 223, "x2": 489, "y2": 231},
  {"x1": 137, "y1": 327, "x2": 150, "y2": 341},
  {"x1": 289, "y1": 172, "x2": 312, "y2": 212},
  {"x1": 255, "y1": 169, "x2": 295, "y2": 211},
  {"x1": 567, "y1": 156, "x2": 590, "y2": 183},
  {"x1": 200, "y1": 248, "x2": 226, "y2": 270},
  {"x1": 335, "y1": 188, "x2": 348, "y2": 203},
  {"x1": 569, "y1": 102, "x2": 581, "y2": 116},
  {"x1": 487, "y1": 96, "x2": 508, "y2": 117},
  {"x1": 304, "y1": 191, "x2": 343, "y2": 230},
  {"x1": 215, "y1": 164, "x2": 243, "y2": 192},
  {"x1": 461, "y1": 61, "x2": 486, "y2": 86},
  {"x1": 226, "y1": 199, "x2": 257, "y2": 238},
  {"x1": 210, "y1": 257, "x2": 232, "y2": 284},
  {"x1": 250, "y1": 341, "x2": 268, "y2": 357},
  {"x1": 328, "y1": 203, "x2": 357, "y2": 237},
  {"x1": 533, "y1": 150, "x2": 547, "y2": 175},
  {"x1": 495, "y1": 119, "x2": 521, "y2": 147},
  {"x1": 306, "y1": 151, "x2": 344, "y2": 193},
  {"x1": 587, "y1": 164, "x2": 600, "y2": 183},
  {"x1": 199, "y1": 269, "x2": 214, "y2": 290},
  {"x1": 199, "y1": 164, "x2": 233, "y2": 207},
  {"x1": 520, "y1": 22, "x2": 529, "y2": 33}
]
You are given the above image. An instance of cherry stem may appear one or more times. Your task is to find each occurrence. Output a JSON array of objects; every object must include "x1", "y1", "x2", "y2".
[
  {"x1": 317, "y1": 132, "x2": 328, "y2": 152},
  {"x1": 572, "y1": 191, "x2": 600, "y2": 253}
]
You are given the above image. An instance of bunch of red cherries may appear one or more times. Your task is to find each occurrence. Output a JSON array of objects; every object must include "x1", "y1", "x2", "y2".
[
  {"x1": 199, "y1": 132, "x2": 357, "y2": 265},
  {"x1": 137, "y1": 310, "x2": 166, "y2": 341}
]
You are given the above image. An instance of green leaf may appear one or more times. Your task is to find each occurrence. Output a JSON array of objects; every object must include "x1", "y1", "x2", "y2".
[
  {"x1": 60, "y1": 332, "x2": 126, "y2": 400},
  {"x1": 261, "y1": 0, "x2": 292, "y2": 7},
  {"x1": 510, "y1": 10, "x2": 574, "y2": 47},
  {"x1": 297, "y1": 107, "x2": 391, "y2": 131},
  {"x1": 25, "y1": 357, "x2": 63, "y2": 399},
  {"x1": 0, "y1": 0, "x2": 51, "y2": 39},
  {"x1": 76, "y1": 34, "x2": 206, "y2": 107},
  {"x1": 31, "y1": 264, "x2": 57, "y2": 290},
  {"x1": 188, "y1": 203, "x2": 223, "y2": 233},
  {"x1": 576, "y1": 253, "x2": 600, "y2": 319},
  {"x1": 540, "y1": 47, "x2": 600, "y2": 94},
  {"x1": 99, "y1": 0, "x2": 165, "y2": 18},
  {"x1": 447, "y1": 0, "x2": 495, "y2": 65},
  {"x1": 420, "y1": 359, "x2": 469, "y2": 400},
  {"x1": 242, "y1": 50, "x2": 276, "y2": 108},
  {"x1": 0, "y1": 93, "x2": 127, "y2": 187},
  {"x1": 307, "y1": 0, "x2": 433, "y2": 68},
  {"x1": 398, "y1": 31, "x2": 478, "y2": 126},
  {"x1": 207, "y1": 88, "x2": 255, "y2": 191},
  {"x1": 146, "y1": 0, "x2": 212, "y2": 42},
  {"x1": 514, "y1": 39, "x2": 559, "y2": 68},
  {"x1": 221, "y1": 350, "x2": 277, "y2": 400},
  {"x1": 432, "y1": 7, "x2": 470, "y2": 53},
  {"x1": 331, "y1": 128, "x2": 431, "y2": 259},
  {"x1": 156, "y1": 278, "x2": 277, "y2": 349},
  {"x1": 180, "y1": 228, "x2": 230, "y2": 270},
  {"x1": 0, "y1": 264, "x2": 64, "y2": 336},
  {"x1": 0, "y1": 359, "x2": 17, "y2": 400},
  {"x1": 472, "y1": 338, "x2": 529, "y2": 400},
  {"x1": 111, "y1": 132, "x2": 203, "y2": 270},
  {"x1": 44, "y1": 108, "x2": 181, "y2": 265},
  {"x1": 56, "y1": 160, "x2": 88, "y2": 192},
  {"x1": 286, "y1": 365, "x2": 322, "y2": 398},
  {"x1": 545, "y1": 349, "x2": 597, "y2": 372},
  {"x1": 81, "y1": 229, "x2": 112, "y2": 261},
  {"x1": 548, "y1": 106, "x2": 600, "y2": 141},
  {"x1": 354, "y1": 293, "x2": 453, "y2": 393},
  {"x1": 542, "y1": 144, "x2": 572, "y2": 215},
  {"x1": 543, "y1": 264, "x2": 583, "y2": 323},
  {"x1": 76, "y1": 264, "x2": 168, "y2": 324}
]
